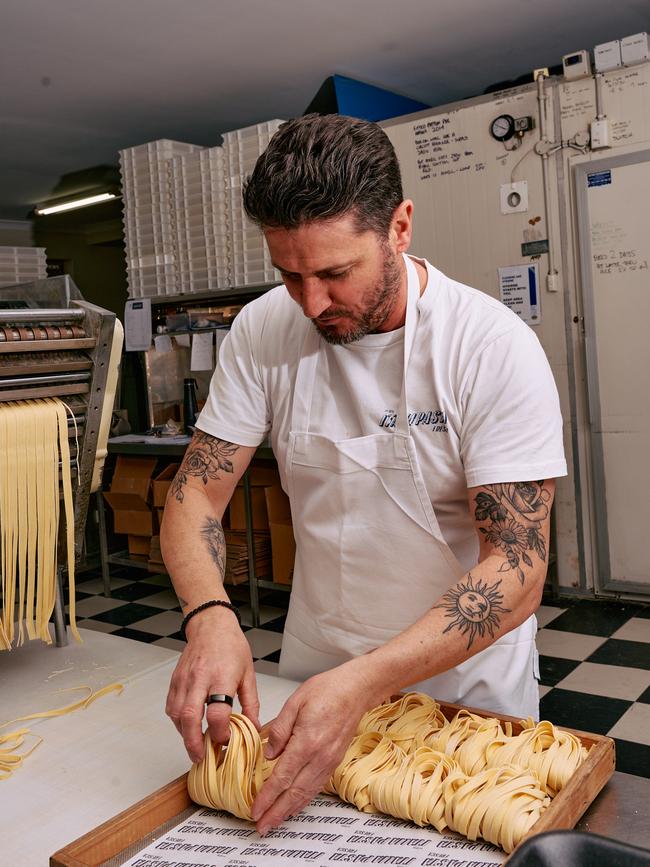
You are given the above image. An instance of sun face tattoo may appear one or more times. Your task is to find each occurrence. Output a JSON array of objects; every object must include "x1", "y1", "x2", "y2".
[
  {"x1": 170, "y1": 432, "x2": 240, "y2": 503},
  {"x1": 434, "y1": 574, "x2": 511, "y2": 649},
  {"x1": 475, "y1": 481, "x2": 550, "y2": 585}
]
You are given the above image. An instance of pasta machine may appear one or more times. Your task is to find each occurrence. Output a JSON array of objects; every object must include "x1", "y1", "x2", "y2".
[{"x1": 0, "y1": 276, "x2": 123, "y2": 646}]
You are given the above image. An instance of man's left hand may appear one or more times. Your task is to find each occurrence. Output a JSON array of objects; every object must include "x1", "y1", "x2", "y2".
[{"x1": 251, "y1": 663, "x2": 380, "y2": 835}]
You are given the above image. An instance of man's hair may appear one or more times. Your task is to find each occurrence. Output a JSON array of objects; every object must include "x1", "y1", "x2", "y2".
[{"x1": 242, "y1": 113, "x2": 404, "y2": 236}]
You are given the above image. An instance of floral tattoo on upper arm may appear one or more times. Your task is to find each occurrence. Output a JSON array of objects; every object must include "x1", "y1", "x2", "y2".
[
  {"x1": 170, "y1": 432, "x2": 240, "y2": 503},
  {"x1": 475, "y1": 481, "x2": 551, "y2": 585}
]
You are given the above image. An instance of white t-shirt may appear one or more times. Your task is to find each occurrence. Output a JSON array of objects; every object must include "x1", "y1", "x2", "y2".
[{"x1": 198, "y1": 257, "x2": 567, "y2": 572}]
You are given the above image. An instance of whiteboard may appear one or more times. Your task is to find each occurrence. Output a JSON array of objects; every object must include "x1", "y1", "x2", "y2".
[{"x1": 575, "y1": 150, "x2": 650, "y2": 592}]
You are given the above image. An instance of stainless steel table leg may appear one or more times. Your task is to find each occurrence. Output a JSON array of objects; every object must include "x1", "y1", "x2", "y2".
[
  {"x1": 53, "y1": 566, "x2": 68, "y2": 647},
  {"x1": 243, "y1": 470, "x2": 260, "y2": 627},
  {"x1": 95, "y1": 491, "x2": 111, "y2": 597}
]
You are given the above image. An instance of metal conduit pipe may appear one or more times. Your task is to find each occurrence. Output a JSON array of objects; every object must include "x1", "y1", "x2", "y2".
[{"x1": 535, "y1": 73, "x2": 561, "y2": 292}]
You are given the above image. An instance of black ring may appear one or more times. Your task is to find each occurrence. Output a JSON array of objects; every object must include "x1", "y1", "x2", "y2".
[{"x1": 206, "y1": 693, "x2": 234, "y2": 707}]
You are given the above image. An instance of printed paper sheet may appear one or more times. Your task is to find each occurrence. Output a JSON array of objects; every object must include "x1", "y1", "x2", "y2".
[{"x1": 121, "y1": 794, "x2": 505, "y2": 867}]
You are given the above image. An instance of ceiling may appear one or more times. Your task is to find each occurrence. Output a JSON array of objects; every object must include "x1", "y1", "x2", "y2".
[{"x1": 1, "y1": 0, "x2": 648, "y2": 220}]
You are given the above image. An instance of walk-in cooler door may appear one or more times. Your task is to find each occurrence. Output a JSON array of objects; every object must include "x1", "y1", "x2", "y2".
[{"x1": 574, "y1": 150, "x2": 650, "y2": 595}]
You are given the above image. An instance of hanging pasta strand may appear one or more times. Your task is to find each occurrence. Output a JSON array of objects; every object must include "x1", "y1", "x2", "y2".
[{"x1": 0, "y1": 397, "x2": 79, "y2": 649}]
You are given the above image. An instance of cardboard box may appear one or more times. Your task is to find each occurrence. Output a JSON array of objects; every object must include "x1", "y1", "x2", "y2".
[
  {"x1": 229, "y1": 465, "x2": 282, "y2": 530},
  {"x1": 128, "y1": 534, "x2": 151, "y2": 557},
  {"x1": 152, "y1": 463, "x2": 179, "y2": 508},
  {"x1": 103, "y1": 456, "x2": 158, "y2": 537},
  {"x1": 229, "y1": 486, "x2": 269, "y2": 530},
  {"x1": 265, "y1": 485, "x2": 295, "y2": 584}
]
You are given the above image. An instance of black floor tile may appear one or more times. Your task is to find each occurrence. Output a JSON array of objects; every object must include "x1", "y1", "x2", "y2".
[
  {"x1": 110, "y1": 582, "x2": 167, "y2": 602},
  {"x1": 539, "y1": 688, "x2": 631, "y2": 735},
  {"x1": 637, "y1": 685, "x2": 650, "y2": 705},
  {"x1": 544, "y1": 600, "x2": 643, "y2": 637},
  {"x1": 540, "y1": 593, "x2": 566, "y2": 609},
  {"x1": 112, "y1": 627, "x2": 163, "y2": 644},
  {"x1": 261, "y1": 614, "x2": 287, "y2": 633},
  {"x1": 613, "y1": 738, "x2": 650, "y2": 779},
  {"x1": 63, "y1": 589, "x2": 93, "y2": 604},
  {"x1": 587, "y1": 639, "x2": 650, "y2": 671},
  {"x1": 76, "y1": 572, "x2": 103, "y2": 585},
  {"x1": 259, "y1": 590, "x2": 291, "y2": 609},
  {"x1": 262, "y1": 649, "x2": 281, "y2": 663},
  {"x1": 90, "y1": 603, "x2": 163, "y2": 626},
  {"x1": 538, "y1": 655, "x2": 582, "y2": 687},
  {"x1": 168, "y1": 630, "x2": 187, "y2": 643},
  {"x1": 635, "y1": 606, "x2": 650, "y2": 619}
]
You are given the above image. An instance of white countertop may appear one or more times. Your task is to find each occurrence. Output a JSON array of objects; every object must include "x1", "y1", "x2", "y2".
[{"x1": 1, "y1": 628, "x2": 298, "y2": 866}]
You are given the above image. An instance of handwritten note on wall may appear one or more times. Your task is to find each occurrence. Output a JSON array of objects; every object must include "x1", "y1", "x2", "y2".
[
  {"x1": 591, "y1": 220, "x2": 649, "y2": 279},
  {"x1": 412, "y1": 115, "x2": 485, "y2": 182}
]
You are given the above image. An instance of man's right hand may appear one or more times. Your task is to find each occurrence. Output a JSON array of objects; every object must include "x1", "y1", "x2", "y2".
[{"x1": 165, "y1": 606, "x2": 260, "y2": 764}]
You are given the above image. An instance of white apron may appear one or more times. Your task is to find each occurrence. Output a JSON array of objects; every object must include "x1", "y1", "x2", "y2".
[{"x1": 278, "y1": 255, "x2": 539, "y2": 719}]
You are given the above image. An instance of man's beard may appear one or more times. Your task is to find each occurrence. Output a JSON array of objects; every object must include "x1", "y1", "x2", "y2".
[{"x1": 312, "y1": 247, "x2": 402, "y2": 346}]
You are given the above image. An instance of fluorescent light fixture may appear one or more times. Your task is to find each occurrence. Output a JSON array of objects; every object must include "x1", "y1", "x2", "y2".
[{"x1": 36, "y1": 192, "x2": 117, "y2": 216}]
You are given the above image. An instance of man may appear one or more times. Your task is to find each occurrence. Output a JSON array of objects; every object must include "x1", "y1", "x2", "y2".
[{"x1": 161, "y1": 113, "x2": 566, "y2": 835}]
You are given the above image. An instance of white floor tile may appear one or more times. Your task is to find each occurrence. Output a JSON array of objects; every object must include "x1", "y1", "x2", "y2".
[
  {"x1": 254, "y1": 659, "x2": 281, "y2": 677},
  {"x1": 76, "y1": 577, "x2": 131, "y2": 594},
  {"x1": 139, "y1": 590, "x2": 181, "y2": 610},
  {"x1": 153, "y1": 637, "x2": 185, "y2": 653},
  {"x1": 536, "y1": 629, "x2": 607, "y2": 661},
  {"x1": 535, "y1": 605, "x2": 566, "y2": 629},
  {"x1": 557, "y1": 661, "x2": 650, "y2": 701},
  {"x1": 239, "y1": 604, "x2": 286, "y2": 628},
  {"x1": 611, "y1": 618, "x2": 650, "y2": 644},
  {"x1": 538, "y1": 684, "x2": 552, "y2": 699},
  {"x1": 245, "y1": 628, "x2": 283, "y2": 659},
  {"x1": 129, "y1": 610, "x2": 184, "y2": 636},
  {"x1": 608, "y1": 703, "x2": 650, "y2": 745},
  {"x1": 71, "y1": 596, "x2": 128, "y2": 617},
  {"x1": 76, "y1": 619, "x2": 120, "y2": 634}
]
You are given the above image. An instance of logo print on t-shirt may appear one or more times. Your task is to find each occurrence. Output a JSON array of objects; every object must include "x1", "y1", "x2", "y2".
[{"x1": 379, "y1": 409, "x2": 448, "y2": 433}]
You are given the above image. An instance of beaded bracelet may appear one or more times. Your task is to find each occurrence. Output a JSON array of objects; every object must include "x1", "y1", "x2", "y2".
[{"x1": 181, "y1": 599, "x2": 242, "y2": 640}]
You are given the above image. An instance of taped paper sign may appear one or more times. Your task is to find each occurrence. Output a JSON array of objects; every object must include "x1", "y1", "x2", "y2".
[{"x1": 498, "y1": 265, "x2": 540, "y2": 325}]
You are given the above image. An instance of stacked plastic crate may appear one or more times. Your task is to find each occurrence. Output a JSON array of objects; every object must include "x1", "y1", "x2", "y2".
[
  {"x1": 223, "y1": 120, "x2": 284, "y2": 287},
  {"x1": 120, "y1": 139, "x2": 202, "y2": 297},
  {"x1": 170, "y1": 146, "x2": 229, "y2": 293},
  {"x1": 0, "y1": 247, "x2": 47, "y2": 287}
]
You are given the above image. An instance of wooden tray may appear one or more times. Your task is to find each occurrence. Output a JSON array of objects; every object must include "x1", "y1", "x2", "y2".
[{"x1": 51, "y1": 699, "x2": 615, "y2": 866}]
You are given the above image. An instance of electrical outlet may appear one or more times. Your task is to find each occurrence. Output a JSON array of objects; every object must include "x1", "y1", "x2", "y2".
[{"x1": 500, "y1": 181, "x2": 528, "y2": 214}]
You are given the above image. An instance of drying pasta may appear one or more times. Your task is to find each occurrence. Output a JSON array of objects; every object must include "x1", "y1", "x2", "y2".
[
  {"x1": 188, "y1": 713, "x2": 277, "y2": 820},
  {"x1": 0, "y1": 682, "x2": 123, "y2": 780},
  {"x1": 0, "y1": 397, "x2": 79, "y2": 650},
  {"x1": 187, "y1": 694, "x2": 588, "y2": 853},
  {"x1": 484, "y1": 718, "x2": 588, "y2": 796},
  {"x1": 357, "y1": 692, "x2": 446, "y2": 749},
  {"x1": 0, "y1": 729, "x2": 42, "y2": 780},
  {"x1": 324, "y1": 731, "x2": 405, "y2": 811},
  {"x1": 443, "y1": 765, "x2": 550, "y2": 853},
  {"x1": 368, "y1": 746, "x2": 457, "y2": 831}
]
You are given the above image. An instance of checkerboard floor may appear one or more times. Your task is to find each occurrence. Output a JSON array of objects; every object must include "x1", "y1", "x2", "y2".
[{"x1": 69, "y1": 569, "x2": 650, "y2": 778}]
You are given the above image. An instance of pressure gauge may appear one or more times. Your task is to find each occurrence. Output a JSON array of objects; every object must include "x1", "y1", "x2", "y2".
[{"x1": 490, "y1": 114, "x2": 516, "y2": 142}]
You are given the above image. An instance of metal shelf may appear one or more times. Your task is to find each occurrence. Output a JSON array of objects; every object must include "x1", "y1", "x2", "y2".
[{"x1": 149, "y1": 283, "x2": 277, "y2": 306}]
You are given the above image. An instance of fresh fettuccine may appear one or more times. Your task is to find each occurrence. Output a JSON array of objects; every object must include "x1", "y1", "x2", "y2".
[
  {"x1": 0, "y1": 397, "x2": 79, "y2": 650},
  {"x1": 189, "y1": 695, "x2": 589, "y2": 854}
]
